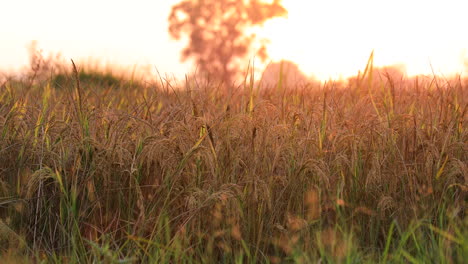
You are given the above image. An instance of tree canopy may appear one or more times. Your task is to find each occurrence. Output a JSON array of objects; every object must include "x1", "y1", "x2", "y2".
[{"x1": 168, "y1": 0, "x2": 287, "y2": 83}]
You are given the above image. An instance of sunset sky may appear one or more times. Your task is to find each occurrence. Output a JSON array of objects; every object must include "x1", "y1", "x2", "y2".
[{"x1": 1, "y1": 0, "x2": 467, "y2": 81}]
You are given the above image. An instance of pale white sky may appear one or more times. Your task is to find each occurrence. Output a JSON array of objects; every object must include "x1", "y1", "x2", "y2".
[
  {"x1": 262, "y1": 0, "x2": 468, "y2": 79},
  {"x1": 0, "y1": 0, "x2": 191, "y2": 77},
  {"x1": 1, "y1": 0, "x2": 467, "y2": 81}
]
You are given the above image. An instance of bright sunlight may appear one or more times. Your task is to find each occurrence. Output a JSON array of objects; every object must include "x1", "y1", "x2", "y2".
[
  {"x1": 259, "y1": 0, "x2": 468, "y2": 80},
  {"x1": 1, "y1": 0, "x2": 466, "y2": 81}
]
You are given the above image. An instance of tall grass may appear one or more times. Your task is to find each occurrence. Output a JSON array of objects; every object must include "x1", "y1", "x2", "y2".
[{"x1": 0, "y1": 61, "x2": 466, "y2": 263}]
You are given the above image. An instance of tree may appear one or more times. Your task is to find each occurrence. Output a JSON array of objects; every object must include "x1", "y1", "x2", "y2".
[
  {"x1": 260, "y1": 60, "x2": 310, "y2": 88},
  {"x1": 168, "y1": 0, "x2": 287, "y2": 83}
]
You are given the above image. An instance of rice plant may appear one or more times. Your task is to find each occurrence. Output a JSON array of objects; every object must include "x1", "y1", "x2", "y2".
[{"x1": 0, "y1": 60, "x2": 466, "y2": 263}]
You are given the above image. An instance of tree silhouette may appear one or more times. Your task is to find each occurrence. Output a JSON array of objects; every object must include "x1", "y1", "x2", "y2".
[
  {"x1": 260, "y1": 60, "x2": 310, "y2": 88},
  {"x1": 168, "y1": 0, "x2": 287, "y2": 83}
]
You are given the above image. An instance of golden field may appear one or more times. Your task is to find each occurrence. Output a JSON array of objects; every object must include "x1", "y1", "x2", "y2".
[{"x1": 0, "y1": 60, "x2": 466, "y2": 263}]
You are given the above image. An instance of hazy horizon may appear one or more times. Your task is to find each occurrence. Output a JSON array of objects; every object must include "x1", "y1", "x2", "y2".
[{"x1": 1, "y1": 0, "x2": 467, "y2": 81}]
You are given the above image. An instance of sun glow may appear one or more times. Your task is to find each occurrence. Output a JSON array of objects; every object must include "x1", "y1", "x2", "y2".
[
  {"x1": 259, "y1": 0, "x2": 468, "y2": 81},
  {"x1": 0, "y1": 0, "x2": 467, "y2": 82}
]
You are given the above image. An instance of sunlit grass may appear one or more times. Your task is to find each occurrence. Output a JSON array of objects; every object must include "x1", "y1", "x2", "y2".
[{"x1": 0, "y1": 58, "x2": 466, "y2": 263}]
